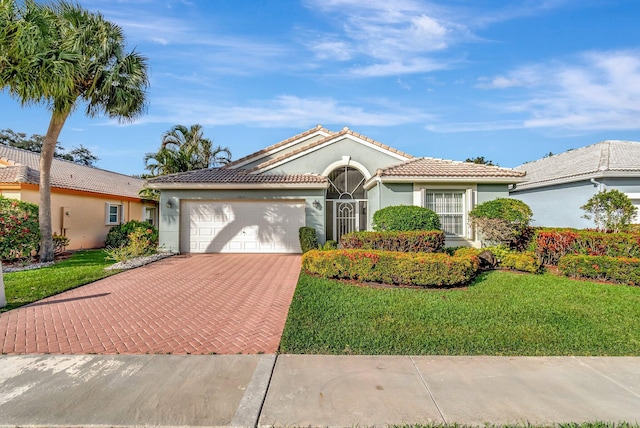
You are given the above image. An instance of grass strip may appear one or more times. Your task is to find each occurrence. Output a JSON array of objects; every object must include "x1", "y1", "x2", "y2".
[
  {"x1": 1, "y1": 250, "x2": 118, "y2": 313},
  {"x1": 280, "y1": 271, "x2": 640, "y2": 356}
]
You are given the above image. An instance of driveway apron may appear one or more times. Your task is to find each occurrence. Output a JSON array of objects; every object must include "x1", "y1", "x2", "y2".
[{"x1": 0, "y1": 254, "x2": 301, "y2": 355}]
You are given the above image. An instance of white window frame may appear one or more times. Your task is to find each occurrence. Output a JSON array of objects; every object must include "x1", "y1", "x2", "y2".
[
  {"x1": 413, "y1": 184, "x2": 476, "y2": 239},
  {"x1": 106, "y1": 203, "x2": 124, "y2": 226},
  {"x1": 143, "y1": 206, "x2": 157, "y2": 226}
]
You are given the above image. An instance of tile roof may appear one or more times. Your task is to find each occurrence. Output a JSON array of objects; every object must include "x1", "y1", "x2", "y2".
[
  {"x1": 222, "y1": 125, "x2": 334, "y2": 169},
  {"x1": 248, "y1": 127, "x2": 414, "y2": 173},
  {"x1": 146, "y1": 167, "x2": 327, "y2": 185},
  {"x1": 375, "y1": 157, "x2": 526, "y2": 179},
  {"x1": 0, "y1": 145, "x2": 147, "y2": 199},
  {"x1": 514, "y1": 140, "x2": 640, "y2": 190}
]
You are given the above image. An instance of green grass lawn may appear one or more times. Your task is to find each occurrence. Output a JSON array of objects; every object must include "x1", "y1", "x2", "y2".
[
  {"x1": 280, "y1": 271, "x2": 640, "y2": 356},
  {"x1": 1, "y1": 250, "x2": 118, "y2": 313}
]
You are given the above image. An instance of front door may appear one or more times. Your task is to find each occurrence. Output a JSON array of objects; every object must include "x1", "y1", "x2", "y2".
[{"x1": 326, "y1": 166, "x2": 367, "y2": 241}]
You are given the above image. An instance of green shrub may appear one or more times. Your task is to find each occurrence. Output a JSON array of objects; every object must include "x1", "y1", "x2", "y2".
[
  {"x1": 372, "y1": 205, "x2": 441, "y2": 231},
  {"x1": 104, "y1": 228, "x2": 158, "y2": 262},
  {"x1": 469, "y1": 198, "x2": 532, "y2": 247},
  {"x1": 302, "y1": 249, "x2": 479, "y2": 287},
  {"x1": 532, "y1": 228, "x2": 640, "y2": 265},
  {"x1": 500, "y1": 252, "x2": 541, "y2": 273},
  {"x1": 581, "y1": 189, "x2": 638, "y2": 233},
  {"x1": 52, "y1": 234, "x2": 70, "y2": 254},
  {"x1": 105, "y1": 220, "x2": 158, "y2": 248},
  {"x1": 0, "y1": 196, "x2": 40, "y2": 261},
  {"x1": 319, "y1": 240, "x2": 337, "y2": 251},
  {"x1": 558, "y1": 254, "x2": 640, "y2": 285},
  {"x1": 340, "y1": 230, "x2": 445, "y2": 253},
  {"x1": 298, "y1": 227, "x2": 318, "y2": 253}
]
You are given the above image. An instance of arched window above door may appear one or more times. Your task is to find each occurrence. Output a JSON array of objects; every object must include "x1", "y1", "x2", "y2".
[{"x1": 326, "y1": 166, "x2": 366, "y2": 199}]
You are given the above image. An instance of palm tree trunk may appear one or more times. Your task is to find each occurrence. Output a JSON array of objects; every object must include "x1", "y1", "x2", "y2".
[{"x1": 39, "y1": 111, "x2": 69, "y2": 263}]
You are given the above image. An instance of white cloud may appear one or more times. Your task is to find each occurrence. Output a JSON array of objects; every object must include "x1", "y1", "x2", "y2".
[{"x1": 135, "y1": 95, "x2": 432, "y2": 128}]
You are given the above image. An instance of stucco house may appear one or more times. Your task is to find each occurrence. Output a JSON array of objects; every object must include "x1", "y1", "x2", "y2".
[
  {"x1": 0, "y1": 145, "x2": 157, "y2": 250},
  {"x1": 146, "y1": 126, "x2": 526, "y2": 253},
  {"x1": 510, "y1": 140, "x2": 640, "y2": 228}
]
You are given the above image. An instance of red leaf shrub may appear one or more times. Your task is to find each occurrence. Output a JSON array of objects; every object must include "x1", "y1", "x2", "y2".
[
  {"x1": 532, "y1": 228, "x2": 640, "y2": 265},
  {"x1": 0, "y1": 196, "x2": 40, "y2": 261},
  {"x1": 302, "y1": 249, "x2": 478, "y2": 287}
]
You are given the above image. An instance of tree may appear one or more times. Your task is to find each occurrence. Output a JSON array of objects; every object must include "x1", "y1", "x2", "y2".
[
  {"x1": 144, "y1": 124, "x2": 231, "y2": 177},
  {"x1": 0, "y1": 0, "x2": 148, "y2": 262},
  {"x1": 581, "y1": 189, "x2": 638, "y2": 233},
  {"x1": 0, "y1": 128, "x2": 99, "y2": 166},
  {"x1": 469, "y1": 198, "x2": 533, "y2": 248},
  {"x1": 465, "y1": 156, "x2": 495, "y2": 166}
]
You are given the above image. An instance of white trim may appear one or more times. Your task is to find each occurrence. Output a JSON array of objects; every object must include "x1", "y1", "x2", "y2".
[
  {"x1": 624, "y1": 193, "x2": 640, "y2": 199},
  {"x1": 147, "y1": 182, "x2": 328, "y2": 190},
  {"x1": 322, "y1": 159, "x2": 372, "y2": 180},
  {"x1": 226, "y1": 130, "x2": 332, "y2": 170},
  {"x1": 105, "y1": 202, "x2": 123, "y2": 226},
  {"x1": 255, "y1": 133, "x2": 411, "y2": 173},
  {"x1": 511, "y1": 170, "x2": 640, "y2": 192}
]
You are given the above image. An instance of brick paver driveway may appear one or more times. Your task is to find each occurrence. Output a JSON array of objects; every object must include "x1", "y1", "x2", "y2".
[{"x1": 0, "y1": 254, "x2": 301, "y2": 355}]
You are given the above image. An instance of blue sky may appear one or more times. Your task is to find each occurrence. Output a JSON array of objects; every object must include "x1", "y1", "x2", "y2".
[{"x1": 2, "y1": 0, "x2": 640, "y2": 175}]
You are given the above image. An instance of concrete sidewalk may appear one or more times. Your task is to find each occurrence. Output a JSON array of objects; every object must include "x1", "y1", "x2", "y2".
[{"x1": 0, "y1": 354, "x2": 639, "y2": 427}]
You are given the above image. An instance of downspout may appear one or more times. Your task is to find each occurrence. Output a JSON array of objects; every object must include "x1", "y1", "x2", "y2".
[{"x1": 590, "y1": 178, "x2": 605, "y2": 191}]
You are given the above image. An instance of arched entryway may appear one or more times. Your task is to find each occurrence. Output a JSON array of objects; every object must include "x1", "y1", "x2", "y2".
[{"x1": 325, "y1": 166, "x2": 367, "y2": 241}]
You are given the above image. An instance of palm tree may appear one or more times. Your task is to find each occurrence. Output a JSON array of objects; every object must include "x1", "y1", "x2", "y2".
[
  {"x1": 0, "y1": 0, "x2": 149, "y2": 262},
  {"x1": 144, "y1": 124, "x2": 232, "y2": 176}
]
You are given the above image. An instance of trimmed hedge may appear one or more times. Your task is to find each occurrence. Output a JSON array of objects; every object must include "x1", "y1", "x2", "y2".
[
  {"x1": 532, "y1": 228, "x2": 640, "y2": 265},
  {"x1": 340, "y1": 230, "x2": 445, "y2": 253},
  {"x1": 454, "y1": 246, "x2": 541, "y2": 273},
  {"x1": 372, "y1": 205, "x2": 441, "y2": 231},
  {"x1": 558, "y1": 254, "x2": 640, "y2": 285},
  {"x1": 299, "y1": 227, "x2": 318, "y2": 253},
  {"x1": 302, "y1": 249, "x2": 479, "y2": 287}
]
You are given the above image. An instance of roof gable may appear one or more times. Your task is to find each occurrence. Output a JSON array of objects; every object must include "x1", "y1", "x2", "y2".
[
  {"x1": 0, "y1": 145, "x2": 146, "y2": 199},
  {"x1": 514, "y1": 140, "x2": 640, "y2": 190}
]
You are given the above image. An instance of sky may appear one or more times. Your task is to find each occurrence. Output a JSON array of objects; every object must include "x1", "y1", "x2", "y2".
[{"x1": 2, "y1": 0, "x2": 640, "y2": 176}]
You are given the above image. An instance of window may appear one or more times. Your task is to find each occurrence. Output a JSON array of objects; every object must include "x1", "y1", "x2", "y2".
[
  {"x1": 144, "y1": 207, "x2": 156, "y2": 226},
  {"x1": 424, "y1": 191, "x2": 465, "y2": 236},
  {"x1": 106, "y1": 203, "x2": 123, "y2": 225}
]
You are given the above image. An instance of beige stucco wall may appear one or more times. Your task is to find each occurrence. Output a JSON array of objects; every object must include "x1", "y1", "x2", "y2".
[{"x1": 2, "y1": 187, "x2": 155, "y2": 250}]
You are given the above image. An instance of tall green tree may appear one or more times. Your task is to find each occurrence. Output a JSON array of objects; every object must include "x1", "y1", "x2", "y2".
[
  {"x1": 0, "y1": 0, "x2": 149, "y2": 262},
  {"x1": 1, "y1": 128, "x2": 99, "y2": 166},
  {"x1": 144, "y1": 124, "x2": 231, "y2": 176}
]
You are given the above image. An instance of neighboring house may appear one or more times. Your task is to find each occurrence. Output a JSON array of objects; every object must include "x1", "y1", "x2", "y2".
[
  {"x1": 0, "y1": 145, "x2": 157, "y2": 250},
  {"x1": 146, "y1": 126, "x2": 526, "y2": 253},
  {"x1": 510, "y1": 140, "x2": 640, "y2": 228}
]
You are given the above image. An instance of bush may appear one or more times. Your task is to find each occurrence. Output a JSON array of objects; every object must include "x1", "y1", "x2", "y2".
[
  {"x1": 469, "y1": 198, "x2": 532, "y2": 247},
  {"x1": 319, "y1": 240, "x2": 337, "y2": 251},
  {"x1": 298, "y1": 227, "x2": 318, "y2": 253},
  {"x1": 532, "y1": 228, "x2": 640, "y2": 265},
  {"x1": 52, "y1": 234, "x2": 70, "y2": 254},
  {"x1": 0, "y1": 196, "x2": 40, "y2": 261},
  {"x1": 558, "y1": 254, "x2": 640, "y2": 285},
  {"x1": 104, "y1": 228, "x2": 158, "y2": 262},
  {"x1": 340, "y1": 230, "x2": 445, "y2": 253},
  {"x1": 581, "y1": 189, "x2": 638, "y2": 233},
  {"x1": 302, "y1": 249, "x2": 479, "y2": 287},
  {"x1": 372, "y1": 205, "x2": 441, "y2": 231},
  {"x1": 454, "y1": 245, "x2": 541, "y2": 273},
  {"x1": 105, "y1": 220, "x2": 158, "y2": 249}
]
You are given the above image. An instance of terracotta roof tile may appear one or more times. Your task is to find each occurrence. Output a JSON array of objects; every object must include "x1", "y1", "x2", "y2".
[
  {"x1": 222, "y1": 125, "x2": 333, "y2": 169},
  {"x1": 377, "y1": 157, "x2": 526, "y2": 179},
  {"x1": 515, "y1": 140, "x2": 640, "y2": 189},
  {"x1": 146, "y1": 167, "x2": 327, "y2": 185},
  {"x1": 0, "y1": 145, "x2": 146, "y2": 198}
]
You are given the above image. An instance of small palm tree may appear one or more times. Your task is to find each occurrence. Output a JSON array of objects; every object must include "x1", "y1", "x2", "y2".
[
  {"x1": 144, "y1": 124, "x2": 231, "y2": 176},
  {"x1": 0, "y1": 0, "x2": 149, "y2": 262}
]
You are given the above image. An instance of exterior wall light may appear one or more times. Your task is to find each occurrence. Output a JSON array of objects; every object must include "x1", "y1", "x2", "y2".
[{"x1": 312, "y1": 200, "x2": 322, "y2": 210}]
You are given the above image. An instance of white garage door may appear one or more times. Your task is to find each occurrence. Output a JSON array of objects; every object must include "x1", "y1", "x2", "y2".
[{"x1": 181, "y1": 200, "x2": 305, "y2": 253}]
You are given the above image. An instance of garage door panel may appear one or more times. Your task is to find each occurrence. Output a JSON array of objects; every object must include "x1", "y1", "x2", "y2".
[{"x1": 181, "y1": 200, "x2": 305, "y2": 253}]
